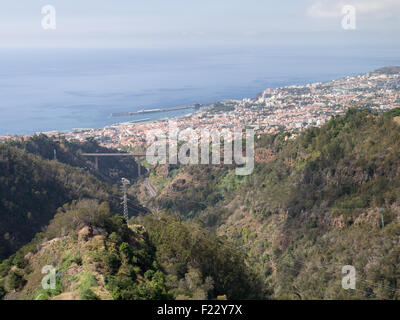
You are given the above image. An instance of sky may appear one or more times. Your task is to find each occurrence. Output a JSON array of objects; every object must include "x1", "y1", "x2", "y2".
[{"x1": 0, "y1": 0, "x2": 399, "y2": 48}]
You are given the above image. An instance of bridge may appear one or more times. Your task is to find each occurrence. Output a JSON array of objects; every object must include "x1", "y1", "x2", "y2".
[{"x1": 81, "y1": 153, "x2": 147, "y2": 175}]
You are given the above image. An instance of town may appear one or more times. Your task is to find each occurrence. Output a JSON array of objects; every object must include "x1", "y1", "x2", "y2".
[{"x1": 2, "y1": 67, "x2": 399, "y2": 151}]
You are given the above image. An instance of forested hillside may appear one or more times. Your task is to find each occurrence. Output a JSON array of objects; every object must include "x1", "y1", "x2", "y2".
[
  {"x1": 0, "y1": 200, "x2": 260, "y2": 300},
  {"x1": 0, "y1": 144, "x2": 116, "y2": 260},
  {"x1": 1, "y1": 108, "x2": 399, "y2": 299},
  {"x1": 138, "y1": 108, "x2": 400, "y2": 299},
  {"x1": 219, "y1": 108, "x2": 400, "y2": 299},
  {"x1": 7, "y1": 135, "x2": 143, "y2": 184},
  {"x1": 0, "y1": 137, "x2": 146, "y2": 260}
]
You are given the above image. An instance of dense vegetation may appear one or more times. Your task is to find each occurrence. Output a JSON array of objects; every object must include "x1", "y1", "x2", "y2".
[
  {"x1": 133, "y1": 215, "x2": 262, "y2": 299},
  {"x1": 250, "y1": 108, "x2": 400, "y2": 215},
  {"x1": 0, "y1": 200, "x2": 165, "y2": 300},
  {"x1": 1, "y1": 108, "x2": 400, "y2": 299},
  {"x1": 8, "y1": 134, "x2": 143, "y2": 184},
  {"x1": 139, "y1": 108, "x2": 400, "y2": 299},
  {"x1": 0, "y1": 137, "x2": 146, "y2": 261},
  {"x1": 0, "y1": 200, "x2": 260, "y2": 300}
]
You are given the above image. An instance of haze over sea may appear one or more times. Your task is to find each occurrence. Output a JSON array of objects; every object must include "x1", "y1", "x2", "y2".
[{"x1": 1, "y1": 45, "x2": 400, "y2": 135}]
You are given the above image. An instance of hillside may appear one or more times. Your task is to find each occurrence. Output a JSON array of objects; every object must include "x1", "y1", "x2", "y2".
[
  {"x1": 375, "y1": 66, "x2": 400, "y2": 75},
  {"x1": 138, "y1": 108, "x2": 400, "y2": 299},
  {"x1": 0, "y1": 200, "x2": 260, "y2": 300},
  {"x1": 0, "y1": 200, "x2": 168, "y2": 300},
  {"x1": 7, "y1": 134, "x2": 144, "y2": 184},
  {"x1": 1, "y1": 108, "x2": 400, "y2": 300},
  {"x1": 0, "y1": 139, "x2": 146, "y2": 261}
]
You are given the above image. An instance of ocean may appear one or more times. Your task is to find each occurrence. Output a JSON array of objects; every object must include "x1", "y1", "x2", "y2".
[{"x1": 1, "y1": 45, "x2": 400, "y2": 135}]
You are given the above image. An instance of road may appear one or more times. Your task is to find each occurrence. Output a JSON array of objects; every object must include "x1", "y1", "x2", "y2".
[{"x1": 144, "y1": 178, "x2": 157, "y2": 198}]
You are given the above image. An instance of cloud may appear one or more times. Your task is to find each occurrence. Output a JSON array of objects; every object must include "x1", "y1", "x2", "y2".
[
  {"x1": 307, "y1": 1, "x2": 342, "y2": 18},
  {"x1": 306, "y1": 0, "x2": 400, "y2": 19}
]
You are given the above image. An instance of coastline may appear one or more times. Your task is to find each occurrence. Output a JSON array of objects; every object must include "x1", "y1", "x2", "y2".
[{"x1": 1, "y1": 67, "x2": 399, "y2": 147}]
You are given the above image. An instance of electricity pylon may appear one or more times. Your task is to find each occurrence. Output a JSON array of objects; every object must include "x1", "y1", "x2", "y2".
[{"x1": 121, "y1": 178, "x2": 131, "y2": 222}]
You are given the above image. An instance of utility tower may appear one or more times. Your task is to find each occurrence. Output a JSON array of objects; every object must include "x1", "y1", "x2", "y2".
[{"x1": 121, "y1": 178, "x2": 131, "y2": 222}]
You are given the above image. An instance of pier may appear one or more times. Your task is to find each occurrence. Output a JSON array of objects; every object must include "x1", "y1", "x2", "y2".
[{"x1": 110, "y1": 104, "x2": 201, "y2": 118}]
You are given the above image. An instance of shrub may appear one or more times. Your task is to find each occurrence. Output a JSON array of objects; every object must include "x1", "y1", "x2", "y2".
[
  {"x1": 0, "y1": 259, "x2": 12, "y2": 277},
  {"x1": 35, "y1": 293, "x2": 50, "y2": 300},
  {"x1": 144, "y1": 270, "x2": 155, "y2": 281},
  {"x1": 12, "y1": 252, "x2": 28, "y2": 269},
  {"x1": 108, "y1": 232, "x2": 122, "y2": 245},
  {"x1": 80, "y1": 288, "x2": 99, "y2": 300},
  {"x1": 105, "y1": 275, "x2": 138, "y2": 300},
  {"x1": 119, "y1": 242, "x2": 133, "y2": 262},
  {"x1": 0, "y1": 282, "x2": 6, "y2": 298},
  {"x1": 78, "y1": 273, "x2": 99, "y2": 300},
  {"x1": 105, "y1": 253, "x2": 121, "y2": 274},
  {"x1": 7, "y1": 271, "x2": 26, "y2": 291},
  {"x1": 45, "y1": 200, "x2": 111, "y2": 239}
]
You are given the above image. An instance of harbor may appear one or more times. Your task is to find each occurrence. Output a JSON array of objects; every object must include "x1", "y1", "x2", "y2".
[{"x1": 110, "y1": 104, "x2": 201, "y2": 118}]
